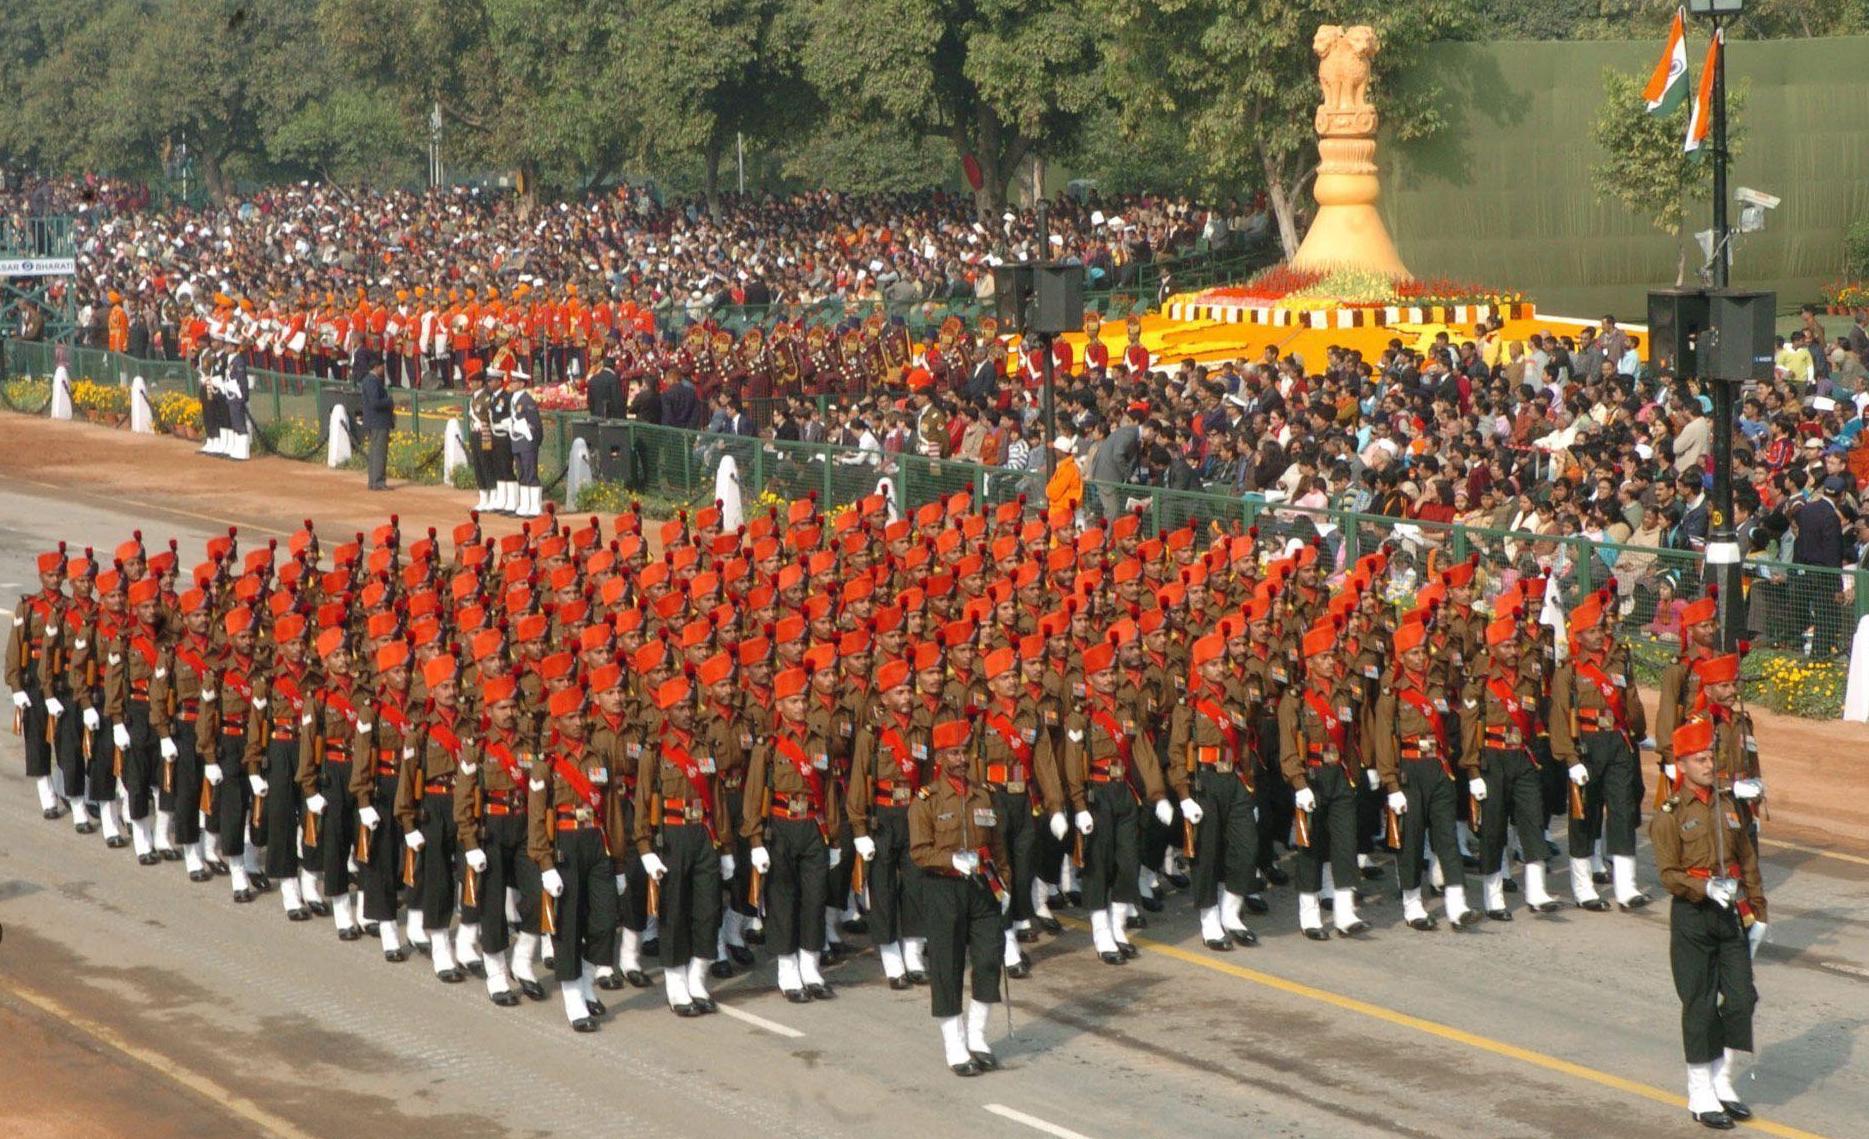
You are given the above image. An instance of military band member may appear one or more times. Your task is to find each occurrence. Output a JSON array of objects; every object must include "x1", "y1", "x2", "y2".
[
  {"x1": 909, "y1": 719, "x2": 1011, "y2": 1077},
  {"x1": 1652, "y1": 719, "x2": 1766, "y2": 1131}
]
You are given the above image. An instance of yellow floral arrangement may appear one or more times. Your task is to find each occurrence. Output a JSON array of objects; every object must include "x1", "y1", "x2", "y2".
[
  {"x1": 1753, "y1": 653, "x2": 1846, "y2": 720},
  {"x1": 70, "y1": 378, "x2": 130, "y2": 419},
  {"x1": 152, "y1": 389, "x2": 203, "y2": 434}
]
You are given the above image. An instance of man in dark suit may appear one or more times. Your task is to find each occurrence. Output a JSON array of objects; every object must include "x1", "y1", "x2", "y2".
[
  {"x1": 661, "y1": 371, "x2": 701, "y2": 431},
  {"x1": 360, "y1": 361, "x2": 395, "y2": 491},
  {"x1": 586, "y1": 353, "x2": 625, "y2": 419}
]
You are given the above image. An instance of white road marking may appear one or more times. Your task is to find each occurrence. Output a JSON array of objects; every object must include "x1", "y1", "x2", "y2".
[
  {"x1": 984, "y1": 1104, "x2": 1096, "y2": 1139},
  {"x1": 716, "y1": 1002, "x2": 805, "y2": 1038}
]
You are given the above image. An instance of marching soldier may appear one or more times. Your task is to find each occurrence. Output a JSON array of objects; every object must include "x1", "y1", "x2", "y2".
[
  {"x1": 299, "y1": 629, "x2": 367, "y2": 940},
  {"x1": 248, "y1": 613, "x2": 320, "y2": 920},
  {"x1": 151, "y1": 589, "x2": 217, "y2": 880},
  {"x1": 1168, "y1": 633, "x2": 1258, "y2": 950},
  {"x1": 69, "y1": 565, "x2": 130, "y2": 846},
  {"x1": 457, "y1": 676, "x2": 547, "y2": 1006},
  {"x1": 1654, "y1": 593, "x2": 1720, "y2": 791},
  {"x1": 1278, "y1": 625, "x2": 1372, "y2": 939},
  {"x1": 1463, "y1": 613, "x2": 1563, "y2": 920},
  {"x1": 1691, "y1": 654, "x2": 1765, "y2": 831},
  {"x1": 199, "y1": 606, "x2": 265, "y2": 902},
  {"x1": 356, "y1": 642, "x2": 420, "y2": 965},
  {"x1": 973, "y1": 647, "x2": 1064, "y2": 974},
  {"x1": 1551, "y1": 594, "x2": 1649, "y2": 911},
  {"x1": 9, "y1": 547, "x2": 67, "y2": 819},
  {"x1": 105, "y1": 578, "x2": 166, "y2": 862},
  {"x1": 909, "y1": 718, "x2": 1011, "y2": 1077},
  {"x1": 397, "y1": 654, "x2": 478, "y2": 980},
  {"x1": 1652, "y1": 719, "x2": 1766, "y2": 1130},
  {"x1": 586, "y1": 662, "x2": 651, "y2": 990},
  {"x1": 848, "y1": 658, "x2": 929, "y2": 987}
]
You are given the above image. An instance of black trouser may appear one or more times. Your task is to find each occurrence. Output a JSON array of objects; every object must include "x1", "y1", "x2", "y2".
[
  {"x1": 513, "y1": 444, "x2": 539, "y2": 488},
  {"x1": 923, "y1": 873, "x2": 1003, "y2": 1019},
  {"x1": 1082, "y1": 781, "x2": 1140, "y2": 911},
  {"x1": 1252, "y1": 720, "x2": 1292, "y2": 875},
  {"x1": 85, "y1": 706, "x2": 118, "y2": 803},
  {"x1": 1354, "y1": 781, "x2": 1382, "y2": 858},
  {"x1": 476, "y1": 813, "x2": 535, "y2": 954},
  {"x1": 52, "y1": 689, "x2": 84, "y2": 798},
  {"x1": 261, "y1": 737, "x2": 301, "y2": 877},
  {"x1": 547, "y1": 825, "x2": 617, "y2": 981},
  {"x1": 825, "y1": 791, "x2": 856, "y2": 922},
  {"x1": 764, "y1": 817, "x2": 829, "y2": 956},
  {"x1": 365, "y1": 426, "x2": 389, "y2": 490},
  {"x1": 722, "y1": 778, "x2": 754, "y2": 921},
  {"x1": 1398, "y1": 758, "x2": 1466, "y2": 893},
  {"x1": 1295, "y1": 764, "x2": 1358, "y2": 895},
  {"x1": 418, "y1": 791, "x2": 464, "y2": 929},
  {"x1": 616, "y1": 800, "x2": 647, "y2": 936},
  {"x1": 1790, "y1": 567, "x2": 1841, "y2": 656},
  {"x1": 20, "y1": 685, "x2": 51, "y2": 777},
  {"x1": 1568, "y1": 731, "x2": 1640, "y2": 859},
  {"x1": 1139, "y1": 763, "x2": 1177, "y2": 879},
  {"x1": 167, "y1": 726, "x2": 205, "y2": 843},
  {"x1": 1479, "y1": 748, "x2": 1551, "y2": 874},
  {"x1": 316, "y1": 759, "x2": 358, "y2": 897},
  {"x1": 209, "y1": 735, "x2": 252, "y2": 856},
  {"x1": 991, "y1": 791, "x2": 1038, "y2": 924},
  {"x1": 1190, "y1": 767, "x2": 1258, "y2": 906},
  {"x1": 122, "y1": 702, "x2": 155, "y2": 820},
  {"x1": 1536, "y1": 736, "x2": 1567, "y2": 821},
  {"x1": 655, "y1": 823, "x2": 722, "y2": 964},
  {"x1": 867, "y1": 805, "x2": 923, "y2": 942},
  {"x1": 1671, "y1": 897, "x2": 1757, "y2": 1063},
  {"x1": 472, "y1": 442, "x2": 498, "y2": 492},
  {"x1": 360, "y1": 773, "x2": 403, "y2": 923}
]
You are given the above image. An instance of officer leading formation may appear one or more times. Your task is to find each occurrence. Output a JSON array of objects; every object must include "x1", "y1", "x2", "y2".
[{"x1": 5, "y1": 494, "x2": 1769, "y2": 1101}]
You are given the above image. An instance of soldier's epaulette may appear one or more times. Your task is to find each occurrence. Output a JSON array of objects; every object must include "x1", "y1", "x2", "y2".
[
  {"x1": 1662, "y1": 795, "x2": 1679, "y2": 813},
  {"x1": 916, "y1": 786, "x2": 932, "y2": 800}
]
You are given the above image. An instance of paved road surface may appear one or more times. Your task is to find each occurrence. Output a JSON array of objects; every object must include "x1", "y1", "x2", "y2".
[{"x1": 0, "y1": 479, "x2": 1863, "y2": 1139}]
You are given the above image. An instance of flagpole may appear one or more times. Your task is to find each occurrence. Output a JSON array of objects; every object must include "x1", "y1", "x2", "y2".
[{"x1": 1710, "y1": 25, "x2": 1729, "y2": 289}]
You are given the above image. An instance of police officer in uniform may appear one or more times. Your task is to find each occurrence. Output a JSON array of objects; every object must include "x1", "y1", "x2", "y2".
[{"x1": 507, "y1": 364, "x2": 544, "y2": 519}]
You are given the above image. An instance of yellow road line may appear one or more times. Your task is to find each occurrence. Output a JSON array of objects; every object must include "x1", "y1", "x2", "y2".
[
  {"x1": 0, "y1": 976, "x2": 320, "y2": 1139},
  {"x1": 1060, "y1": 918, "x2": 1830, "y2": 1139},
  {"x1": 1761, "y1": 837, "x2": 1869, "y2": 868}
]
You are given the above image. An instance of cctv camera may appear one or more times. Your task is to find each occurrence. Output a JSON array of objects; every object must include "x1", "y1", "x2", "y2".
[{"x1": 1734, "y1": 187, "x2": 1780, "y2": 210}]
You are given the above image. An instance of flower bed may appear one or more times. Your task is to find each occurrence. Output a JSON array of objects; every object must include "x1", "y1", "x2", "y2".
[
  {"x1": 1820, "y1": 281, "x2": 1867, "y2": 314},
  {"x1": 71, "y1": 378, "x2": 130, "y2": 425},
  {"x1": 1168, "y1": 266, "x2": 1531, "y2": 328}
]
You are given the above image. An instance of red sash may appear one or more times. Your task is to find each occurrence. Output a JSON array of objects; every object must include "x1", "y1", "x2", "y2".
[
  {"x1": 1486, "y1": 678, "x2": 1537, "y2": 754},
  {"x1": 1087, "y1": 709, "x2": 1133, "y2": 762},
  {"x1": 223, "y1": 668, "x2": 253, "y2": 705},
  {"x1": 1302, "y1": 690, "x2": 1347, "y2": 755},
  {"x1": 484, "y1": 740, "x2": 527, "y2": 787},
  {"x1": 878, "y1": 725, "x2": 921, "y2": 791},
  {"x1": 1191, "y1": 694, "x2": 1241, "y2": 757},
  {"x1": 772, "y1": 732, "x2": 826, "y2": 818},
  {"x1": 132, "y1": 634, "x2": 159, "y2": 672},
  {"x1": 427, "y1": 721, "x2": 463, "y2": 764},
  {"x1": 551, "y1": 751, "x2": 603, "y2": 812},
  {"x1": 324, "y1": 690, "x2": 358, "y2": 728},
  {"x1": 175, "y1": 645, "x2": 210, "y2": 682},
  {"x1": 273, "y1": 674, "x2": 303, "y2": 715},
  {"x1": 984, "y1": 710, "x2": 1033, "y2": 782},
  {"x1": 1574, "y1": 661, "x2": 1628, "y2": 731},
  {"x1": 661, "y1": 731, "x2": 718, "y2": 840},
  {"x1": 1395, "y1": 683, "x2": 1449, "y2": 756},
  {"x1": 374, "y1": 700, "x2": 410, "y2": 739}
]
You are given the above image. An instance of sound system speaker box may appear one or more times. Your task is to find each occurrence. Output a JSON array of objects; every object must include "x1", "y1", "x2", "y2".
[
  {"x1": 993, "y1": 265, "x2": 1035, "y2": 332},
  {"x1": 1707, "y1": 290, "x2": 1776, "y2": 383},
  {"x1": 1031, "y1": 265, "x2": 1085, "y2": 335},
  {"x1": 1646, "y1": 289, "x2": 1709, "y2": 377},
  {"x1": 591, "y1": 419, "x2": 635, "y2": 482}
]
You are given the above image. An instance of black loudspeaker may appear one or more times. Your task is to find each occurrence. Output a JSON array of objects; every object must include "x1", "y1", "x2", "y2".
[
  {"x1": 1706, "y1": 290, "x2": 1776, "y2": 382},
  {"x1": 1647, "y1": 289, "x2": 1709, "y2": 377},
  {"x1": 316, "y1": 382, "x2": 362, "y2": 439},
  {"x1": 993, "y1": 265, "x2": 1036, "y2": 332},
  {"x1": 594, "y1": 420, "x2": 634, "y2": 481},
  {"x1": 1031, "y1": 264, "x2": 1085, "y2": 335}
]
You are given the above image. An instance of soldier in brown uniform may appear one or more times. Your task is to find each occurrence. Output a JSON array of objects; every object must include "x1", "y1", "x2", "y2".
[
  {"x1": 586, "y1": 663, "x2": 651, "y2": 990},
  {"x1": 1278, "y1": 624, "x2": 1372, "y2": 939},
  {"x1": 151, "y1": 588, "x2": 217, "y2": 879},
  {"x1": 909, "y1": 718, "x2": 1011, "y2": 1077},
  {"x1": 848, "y1": 659, "x2": 929, "y2": 988},
  {"x1": 1061, "y1": 641, "x2": 1166, "y2": 964},
  {"x1": 1551, "y1": 594, "x2": 1650, "y2": 911},
  {"x1": 1652, "y1": 719, "x2": 1767, "y2": 1130},
  {"x1": 633, "y1": 674, "x2": 731, "y2": 1016},
  {"x1": 398, "y1": 654, "x2": 478, "y2": 980},
  {"x1": 47, "y1": 553, "x2": 93, "y2": 831},
  {"x1": 1463, "y1": 613, "x2": 1562, "y2": 919},
  {"x1": 298, "y1": 628, "x2": 368, "y2": 939},
  {"x1": 973, "y1": 647, "x2": 1065, "y2": 975},
  {"x1": 1372, "y1": 619, "x2": 1479, "y2": 930},
  {"x1": 106, "y1": 578, "x2": 167, "y2": 862},
  {"x1": 530, "y1": 687, "x2": 625, "y2": 1031},
  {"x1": 8, "y1": 547, "x2": 67, "y2": 819},
  {"x1": 695, "y1": 651, "x2": 755, "y2": 976},
  {"x1": 247, "y1": 613, "x2": 319, "y2": 919},
  {"x1": 1654, "y1": 595, "x2": 1719, "y2": 791},
  {"x1": 1691, "y1": 654, "x2": 1765, "y2": 835},
  {"x1": 69, "y1": 567, "x2": 130, "y2": 846},
  {"x1": 1017, "y1": 633, "x2": 1070, "y2": 930},
  {"x1": 198, "y1": 606, "x2": 265, "y2": 901},
  {"x1": 457, "y1": 675, "x2": 546, "y2": 1005},
  {"x1": 354, "y1": 641, "x2": 419, "y2": 964},
  {"x1": 744, "y1": 665, "x2": 841, "y2": 1002},
  {"x1": 1241, "y1": 595, "x2": 1294, "y2": 894},
  {"x1": 1167, "y1": 633, "x2": 1258, "y2": 950}
]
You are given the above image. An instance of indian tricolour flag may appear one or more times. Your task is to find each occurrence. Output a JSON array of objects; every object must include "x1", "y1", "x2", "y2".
[
  {"x1": 1643, "y1": 7, "x2": 1690, "y2": 116},
  {"x1": 1684, "y1": 28, "x2": 1722, "y2": 156}
]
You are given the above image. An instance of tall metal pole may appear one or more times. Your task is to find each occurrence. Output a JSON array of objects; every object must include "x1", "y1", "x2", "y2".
[
  {"x1": 1703, "y1": 14, "x2": 1742, "y2": 649},
  {"x1": 1037, "y1": 200, "x2": 1057, "y2": 480}
]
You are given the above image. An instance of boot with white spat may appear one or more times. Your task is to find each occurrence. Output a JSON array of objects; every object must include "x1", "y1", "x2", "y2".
[
  {"x1": 1320, "y1": 863, "x2": 1337, "y2": 909},
  {"x1": 965, "y1": 999, "x2": 998, "y2": 1070},
  {"x1": 68, "y1": 796, "x2": 92, "y2": 831},
  {"x1": 455, "y1": 922, "x2": 483, "y2": 975},
  {"x1": 1030, "y1": 878, "x2": 1058, "y2": 930},
  {"x1": 183, "y1": 839, "x2": 209, "y2": 881},
  {"x1": 202, "y1": 827, "x2": 223, "y2": 871},
  {"x1": 1220, "y1": 889, "x2": 1257, "y2": 946},
  {"x1": 1298, "y1": 892, "x2": 1326, "y2": 940},
  {"x1": 330, "y1": 891, "x2": 355, "y2": 937},
  {"x1": 663, "y1": 965, "x2": 695, "y2": 1014},
  {"x1": 1199, "y1": 906, "x2": 1229, "y2": 950},
  {"x1": 431, "y1": 927, "x2": 465, "y2": 982},
  {"x1": 1686, "y1": 1062, "x2": 1727, "y2": 1125},
  {"x1": 879, "y1": 941, "x2": 906, "y2": 987},
  {"x1": 940, "y1": 1016, "x2": 974, "y2": 1075},
  {"x1": 563, "y1": 968, "x2": 597, "y2": 1030},
  {"x1": 512, "y1": 932, "x2": 544, "y2": 999},
  {"x1": 902, "y1": 936, "x2": 928, "y2": 983},
  {"x1": 1443, "y1": 883, "x2": 1479, "y2": 927},
  {"x1": 484, "y1": 951, "x2": 519, "y2": 1006},
  {"x1": 406, "y1": 908, "x2": 430, "y2": 949},
  {"x1": 154, "y1": 808, "x2": 178, "y2": 859},
  {"x1": 1110, "y1": 904, "x2": 1138, "y2": 957},
  {"x1": 99, "y1": 799, "x2": 125, "y2": 845},
  {"x1": 229, "y1": 860, "x2": 253, "y2": 901},
  {"x1": 799, "y1": 949, "x2": 832, "y2": 998},
  {"x1": 380, "y1": 918, "x2": 406, "y2": 962},
  {"x1": 1483, "y1": 871, "x2": 1509, "y2": 920},
  {"x1": 279, "y1": 875, "x2": 308, "y2": 920},
  {"x1": 1429, "y1": 853, "x2": 1447, "y2": 891},
  {"x1": 823, "y1": 908, "x2": 847, "y2": 962},
  {"x1": 298, "y1": 869, "x2": 325, "y2": 912},
  {"x1": 1402, "y1": 887, "x2": 1433, "y2": 930},
  {"x1": 1523, "y1": 861, "x2": 1560, "y2": 913},
  {"x1": 776, "y1": 952, "x2": 803, "y2": 999},
  {"x1": 1571, "y1": 857, "x2": 1607, "y2": 910},
  {"x1": 617, "y1": 927, "x2": 646, "y2": 986},
  {"x1": 1001, "y1": 928, "x2": 1026, "y2": 974},
  {"x1": 685, "y1": 957, "x2": 716, "y2": 1013},
  {"x1": 1711, "y1": 1048, "x2": 1751, "y2": 1120},
  {"x1": 1089, "y1": 907, "x2": 1121, "y2": 962},
  {"x1": 1332, "y1": 884, "x2": 1370, "y2": 936},
  {"x1": 1612, "y1": 854, "x2": 1651, "y2": 910}
]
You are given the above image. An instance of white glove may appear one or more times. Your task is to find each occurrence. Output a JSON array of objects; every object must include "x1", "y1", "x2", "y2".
[
  {"x1": 1074, "y1": 810, "x2": 1094, "y2": 836},
  {"x1": 541, "y1": 867, "x2": 565, "y2": 897},
  {"x1": 1747, "y1": 921, "x2": 1769, "y2": 958},
  {"x1": 951, "y1": 850, "x2": 980, "y2": 875},
  {"x1": 512, "y1": 418, "x2": 533, "y2": 442},
  {"x1": 249, "y1": 774, "x2": 268, "y2": 797},
  {"x1": 1365, "y1": 768, "x2": 1379, "y2": 791},
  {"x1": 1387, "y1": 791, "x2": 1407, "y2": 816},
  {"x1": 113, "y1": 723, "x2": 132, "y2": 750},
  {"x1": 1706, "y1": 877, "x2": 1737, "y2": 908},
  {"x1": 159, "y1": 736, "x2": 178, "y2": 761},
  {"x1": 1663, "y1": 763, "x2": 1677, "y2": 784},
  {"x1": 1179, "y1": 798, "x2": 1203, "y2": 826},
  {"x1": 44, "y1": 697, "x2": 64, "y2": 718},
  {"x1": 306, "y1": 793, "x2": 327, "y2": 815},
  {"x1": 204, "y1": 763, "x2": 224, "y2": 786},
  {"x1": 750, "y1": 846, "x2": 771, "y2": 875},
  {"x1": 83, "y1": 708, "x2": 100, "y2": 732},
  {"x1": 615, "y1": 873, "x2": 629, "y2": 894},
  {"x1": 1154, "y1": 799, "x2": 1174, "y2": 826},
  {"x1": 719, "y1": 853, "x2": 735, "y2": 881},
  {"x1": 828, "y1": 845, "x2": 843, "y2": 870},
  {"x1": 404, "y1": 830, "x2": 426, "y2": 851},
  {"x1": 1468, "y1": 778, "x2": 1487, "y2": 802},
  {"x1": 358, "y1": 805, "x2": 381, "y2": 830},
  {"x1": 1732, "y1": 778, "x2": 1764, "y2": 801},
  {"x1": 641, "y1": 852, "x2": 668, "y2": 880},
  {"x1": 465, "y1": 848, "x2": 488, "y2": 873},
  {"x1": 854, "y1": 835, "x2": 877, "y2": 861},
  {"x1": 1568, "y1": 763, "x2": 1589, "y2": 786},
  {"x1": 1294, "y1": 787, "x2": 1317, "y2": 813},
  {"x1": 1049, "y1": 812, "x2": 1068, "y2": 841},
  {"x1": 10, "y1": 691, "x2": 28, "y2": 710}
]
